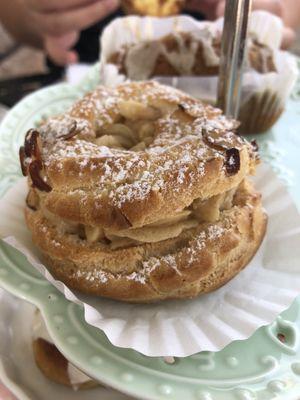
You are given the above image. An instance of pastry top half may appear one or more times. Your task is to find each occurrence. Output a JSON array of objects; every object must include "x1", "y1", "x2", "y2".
[
  {"x1": 20, "y1": 81, "x2": 258, "y2": 236},
  {"x1": 108, "y1": 31, "x2": 276, "y2": 80}
]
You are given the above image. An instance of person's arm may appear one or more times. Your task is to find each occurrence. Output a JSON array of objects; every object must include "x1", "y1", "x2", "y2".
[
  {"x1": 0, "y1": 0, "x2": 43, "y2": 47},
  {"x1": 186, "y1": 0, "x2": 297, "y2": 48},
  {"x1": 0, "y1": 0, "x2": 119, "y2": 65},
  {"x1": 283, "y1": 0, "x2": 300, "y2": 30}
]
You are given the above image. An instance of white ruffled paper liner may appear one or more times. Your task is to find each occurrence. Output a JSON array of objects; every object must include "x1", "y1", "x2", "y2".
[
  {"x1": 1, "y1": 164, "x2": 300, "y2": 357},
  {"x1": 99, "y1": 12, "x2": 298, "y2": 122}
]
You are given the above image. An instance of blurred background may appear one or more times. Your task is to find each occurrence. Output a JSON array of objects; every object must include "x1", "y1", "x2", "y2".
[{"x1": 0, "y1": 0, "x2": 299, "y2": 116}]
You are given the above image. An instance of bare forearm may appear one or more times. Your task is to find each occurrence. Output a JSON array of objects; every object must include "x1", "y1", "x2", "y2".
[
  {"x1": 0, "y1": 0, "x2": 43, "y2": 47},
  {"x1": 0, "y1": 0, "x2": 119, "y2": 66},
  {"x1": 283, "y1": 0, "x2": 300, "y2": 29}
]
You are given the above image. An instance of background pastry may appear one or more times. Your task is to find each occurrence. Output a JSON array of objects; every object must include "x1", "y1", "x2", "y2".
[
  {"x1": 107, "y1": 31, "x2": 281, "y2": 134},
  {"x1": 32, "y1": 311, "x2": 98, "y2": 390},
  {"x1": 101, "y1": 14, "x2": 297, "y2": 134},
  {"x1": 121, "y1": 0, "x2": 185, "y2": 16},
  {"x1": 109, "y1": 32, "x2": 276, "y2": 80}
]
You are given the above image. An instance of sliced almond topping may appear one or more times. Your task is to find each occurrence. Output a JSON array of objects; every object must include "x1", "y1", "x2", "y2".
[
  {"x1": 19, "y1": 146, "x2": 27, "y2": 176},
  {"x1": 24, "y1": 129, "x2": 41, "y2": 160},
  {"x1": 202, "y1": 128, "x2": 230, "y2": 151},
  {"x1": 28, "y1": 160, "x2": 52, "y2": 192},
  {"x1": 26, "y1": 189, "x2": 39, "y2": 211},
  {"x1": 225, "y1": 148, "x2": 240, "y2": 176},
  {"x1": 57, "y1": 120, "x2": 78, "y2": 140}
]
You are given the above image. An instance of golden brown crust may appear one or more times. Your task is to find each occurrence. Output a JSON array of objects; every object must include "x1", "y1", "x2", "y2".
[
  {"x1": 23, "y1": 81, "x2": 257, "y2": 231},
  {"x1": 26, "y1": 181, "x2": 267, "y2": 302},
  {"x1": 41, "y1": 149, "x2": 252, "y2": 230},
  {"x1": 21, "y1": 82, "x2": 258, "y2": 231},
  {"x1": 21, "y1": 81, "x2": 264, "y2": 302},
  {"x1": 32, "y1": 338, "x2": 98, "y2": 389}
]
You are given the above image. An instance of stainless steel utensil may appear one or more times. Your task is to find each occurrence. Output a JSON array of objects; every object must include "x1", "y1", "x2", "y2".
[{"x1": 217, "y1": 0, "x2": 252, "y2": 118}]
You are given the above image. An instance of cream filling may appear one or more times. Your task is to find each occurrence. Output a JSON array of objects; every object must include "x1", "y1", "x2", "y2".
[
  {"x1": 32, "y1": 311, "x2": 93, "y2": 387},
  {"x1": 35, "y1": 185, "x2": 237, "y2": 249},
  {"x1": 105, "y1": 211, "x2": 198, "y2": 244},
  {"x1": 93, "y1": 99, "x2": 177, "y2": 151}
]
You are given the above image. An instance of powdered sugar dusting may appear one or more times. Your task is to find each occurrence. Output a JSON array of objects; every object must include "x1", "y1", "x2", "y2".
[
  {"x1": 37, "y1": 81, "x2": 245, "y2": 217},
  {"x1": 207, "y1": 225, "x2": 225, "y2": 240},
  {"x1": 76, "y1": 269, "x2": 109, "y2": 283},
  {"x1": 73, "y1": 221, "x2": 228, "y2": 286},
  {"x1": 40, "y1": 115, "x2": 93, "y2": 147}
]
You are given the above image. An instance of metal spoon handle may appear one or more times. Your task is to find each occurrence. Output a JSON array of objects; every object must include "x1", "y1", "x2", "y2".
[{"x1": 217, "y1": 0, "x2": 252, "y2": 118}]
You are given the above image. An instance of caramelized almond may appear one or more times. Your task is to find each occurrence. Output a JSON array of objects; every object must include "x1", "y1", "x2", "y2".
[
  {"x1": 251, "y1": 139, "x2": 259, "y2": 152},
  {"x1": 58, "y1": 121, "x2": 78, "y2": 140},
  {"x1": 19, "y1": 146, "x2": 27, "y2": 176},
  {"x1": 29, "y1": 160, "x2": 52, "y2": 192},
  {"x1": 225, "y1": 148, "x2": 240, "y2": 176},
  {"x1": 203, "y1": 129, "x2": 231, "y2": 151},
  {"x1": 24, "y1": 129, "x2": 41, "y2": 160},
  {"x1": 26, "y1": 190, "x2": 39, "y2": 211}
]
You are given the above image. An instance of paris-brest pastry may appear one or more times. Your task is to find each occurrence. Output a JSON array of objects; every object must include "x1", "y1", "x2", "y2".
[{"x1": 20, "y1": 81, "x2": 267, "y2": 302}]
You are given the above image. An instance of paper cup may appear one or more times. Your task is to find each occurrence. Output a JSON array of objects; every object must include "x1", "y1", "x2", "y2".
[
  {"x1": 99, "y1": 11, "x2": 298, "y2": 134},
  {"x1": 1, "y1": 164, "x2": 300, "y2": 357}
]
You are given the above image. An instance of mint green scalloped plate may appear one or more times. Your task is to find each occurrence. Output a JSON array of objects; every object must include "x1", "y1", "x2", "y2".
[{"x1": 1, "y1": 63, "x2": 300, "y2": 400}]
